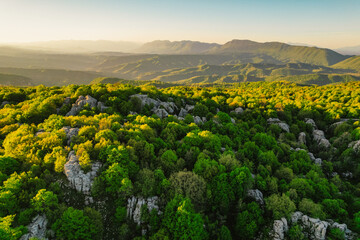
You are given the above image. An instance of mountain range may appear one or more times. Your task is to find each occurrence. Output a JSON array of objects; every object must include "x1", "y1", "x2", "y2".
[{"x1": 0, "y1": 39, "x2": 359, "y2": 86}]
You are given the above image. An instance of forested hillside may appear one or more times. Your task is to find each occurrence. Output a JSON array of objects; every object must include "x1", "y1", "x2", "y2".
[{"x1": 0, "y1": 81, "x2": 359, "y2": 239}]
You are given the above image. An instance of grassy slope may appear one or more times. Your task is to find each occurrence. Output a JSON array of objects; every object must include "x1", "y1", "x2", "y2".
[{"x1": 333, "y1": 56, "x2": 360, "y2": 72}]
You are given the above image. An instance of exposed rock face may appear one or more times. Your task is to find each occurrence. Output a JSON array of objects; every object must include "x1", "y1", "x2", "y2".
[
  {"x1": 64, "y1": 151, "x2": 101, "y2": 196},
  {"x1": 267, "y1": 118, "x2": 290, "y2": 132},
  {"x1": 298, "y1": 132, "x2": 307, "y2": 145},
  {"x1": 185, "y1": 104, "x2": 194, "y2": 112},
  {"x1": 231, "y1": 107, "x2": 244, "y2": 115},
  {"x1": 20, "y1": 215, "x2": 48, "y2": 240},
  {"x1": 293, "y1": 148, "x2": 322, "y2": 166},
  {"x1": 348, "y1": 140, "x2": 360, "y2": 154},
  {"x1": 194, "y1": 116, "x2": 204, "y2": 125},
  {"x1": 0, "y1": 101, "x2": 9, "y2": 108},
  {"x1": 97, "y1": 101, "x2": 109, "y2": 112},
  {"x1": 61, "y1": 127, "x2": 79, "y2": 146},
  {"x1": 153, "y1": 108, "x2": 168, "y2": 119},
  {"x1": 305, "y1": 118, "x2": 317, "y2": 129},
  {"x1": 230, "y1": 118, "x2": 236, "y2": 124},
  {"x1": 178, "y1": 108, "x2": 188, "y2": 118},
  {"x1": 301, "y1": 215, "x2": 328, "y2": 240},
  {"x1": 66, "y1": 95, "x2": 98, "y2": 116},
  {"x1": 127, "y1": 196, "x2": 160, "y2": 225},
  {"x1": 247, "y1": 189, "x2": 264, "y2": 205},
  {"x1": 130, "y1": 94, "x2": 177, "y2": 118},
  {"x1": 331, "y1": 222, "x2": 356, "y2": 239},
  {"x1": 313, "y1": 130, "x2": 331, "y2": 149},
  {"x1": 273, "y1": 218, "x2": 288, "y2": 240}
]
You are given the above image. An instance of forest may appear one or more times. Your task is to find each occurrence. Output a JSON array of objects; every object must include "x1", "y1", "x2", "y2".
[{"x1": 0, "y1": 81, "x2": 359, "y2": 240}]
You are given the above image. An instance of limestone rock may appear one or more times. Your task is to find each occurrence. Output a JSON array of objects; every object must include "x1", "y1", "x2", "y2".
[
  {"x1": 298, "y1": 132, "x2": 306, "y2": 145},
  {"x1": 247, "y1": 189, "x2": 264, "y2": 205},
  {"x1": 0, "y1": 101, "x2": 9, "y2": 108},
  {"x1": 267, "y1": 118, "x2": 289, "y2": 132},
  {"x1": 305, "y1": 118, "x2": 317, "y2": 129},
  {"x1": 273, "y1": 218, "x2": 288, "y2": 240},
  {"x1": 20, "y1": 215, "x2": 48, "y2": 240},
  {"x1": 185, "y1": 104, "x2": 194, "y2": 112},
  {"x1": 313, "y1": 130, "x2": 331, "y2": 149},
  {"x1": 301, "y1": 215, "x2": 328, "y2": 240},
  {"x1": 154, "y1": 108, "x2": 168, "y2": 119},
  {"x1": 231, "y1": 107, "x2": 244, "y2": 115},
  {"x1": 291, "y1": 211, "x2": 304, "y2": 224},
  {"x1": 66, "y1": 95, "x2": 98, "y2": 116},
  {"x1": 97, "y1": 101, "x2": 109, "y2": 112},
  {"x1": 193, "y1": 116, "x2": 202, "y2": 125},
  {"x1": 178, "y1": 108, "x2": 188, "y2": 118},
  {"x1": 130, "y1": 94, "x2": 159, "y2": 108},
  {"x1": 127, "y1": 196, "x2": 160, "y2": 225},
  {"x1": 61, "y1": 127, "x2": 79, "y2": 146},
  {"x1": 64, "y1": 151, "x2": 101, "y2": 195},
  {"x1": 348, "y1": 140, "x2": 360, "y2": 154}
]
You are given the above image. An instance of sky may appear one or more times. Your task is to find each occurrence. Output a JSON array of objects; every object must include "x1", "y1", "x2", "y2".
[{"x1": 0, "y1": 0, "x2": 359, "y2": 49}]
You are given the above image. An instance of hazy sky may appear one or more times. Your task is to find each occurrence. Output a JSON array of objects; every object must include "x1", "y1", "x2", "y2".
[{"x1": 0, "y1": 0, "x2": 359, "y2": 48}]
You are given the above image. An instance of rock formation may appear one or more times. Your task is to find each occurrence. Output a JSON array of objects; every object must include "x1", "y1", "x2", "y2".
[
  {"x1": 20, "y1": 215, "x2": 48, "y2": 240},
  {"x1": 305, "y1": 118, "x2": 317, "y2": 129},
  {"x1": 247, "y1": 189, "x2": 264, "y2": 205},
  {"x1": 61, "y1": 127, "x2": 79, "y2": 146},
  {"x1": 298, "y1": 132, "x2": 306, "y2": 145},
  {"x1": 64, "y1": 151, "x2": 101, "y2": 201},
  {"x1": 127, "y1": 196, "x2": 160, "y2": 225},
  {"x1": 267, "y1": 118, "x2": 290, "y2": 132},
  {"x1": 313, "y1": 130, "x2": 331, "y2": 149},
  {"x1": 273, "y1": 218, "x2": 288, "y2": 240},
  {"x1": 66, "y1": 95, "x2": 98, "y2": 116}
]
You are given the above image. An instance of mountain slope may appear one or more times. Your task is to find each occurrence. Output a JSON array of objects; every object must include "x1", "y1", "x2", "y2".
[
  {"x1": 0, "y1": 73, "x2": 33, "y2": 86},
  {"x1": 333, "y1": 56, "x2": 360, "y2": 72},
  {"x1": 135, "y1": 40, "x2": 220, "y2": 54},
  {"x1": 208, "y1": 40, "x2": 348, "y2": 66}
]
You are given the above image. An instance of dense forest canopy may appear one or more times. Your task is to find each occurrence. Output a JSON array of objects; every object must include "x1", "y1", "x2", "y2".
[{"x1": 0, "y1": 81, "x2": 359, "y2": 239}]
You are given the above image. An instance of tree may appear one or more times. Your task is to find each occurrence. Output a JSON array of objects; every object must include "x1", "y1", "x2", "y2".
[
  {"x1": 298, "y1": 198, "x2": 325, "y2": 219},
  {"x1": 0, "y1": 215, "x2": 25, "y2": 240},
  {"x1": 52, "y1": 207, "x2": 99, "y2": 240},
  {"x1": 31, "y1": 189, "x2": 58, "y2": 213},
  {"x1": 235, "y1": 202, "x2": 264, "y2": 239},
  {"x1": 266, "y1": 193, "x2": 296, "y2": 219}
]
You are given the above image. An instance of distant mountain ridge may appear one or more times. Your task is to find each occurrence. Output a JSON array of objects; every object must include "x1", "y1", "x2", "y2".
[{"x1": 135, "y1": 39, "x2": 348, "y2": 66}]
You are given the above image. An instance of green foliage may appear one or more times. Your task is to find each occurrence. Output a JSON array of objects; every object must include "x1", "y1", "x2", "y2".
[
  {"x1": 31, "y1": 189, "x2": 58, "y2": 213},
  {"x1": 266, "y1": 193, "x2": 296, "y2": 219}
]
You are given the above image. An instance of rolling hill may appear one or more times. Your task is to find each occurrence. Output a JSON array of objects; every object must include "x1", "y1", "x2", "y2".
[
  {"x1": 0, "y1": 73, "x2": 33, "y2": 86},
  {"x1": 208, "y1": 40, "x2": 348, "y2": 66},
  {"x1": 333, "y1": 56, "x2": 360, "y2": 72},
  {"x1": 135, "y1": 40, "x2": 220, "y2": 54}
]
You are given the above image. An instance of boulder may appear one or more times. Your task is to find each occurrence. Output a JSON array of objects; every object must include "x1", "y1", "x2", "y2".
[
  {"x1": 291, "y1": 211, "x2": 304, "y2": 224},
  {"x1": 185, "y1": 104, "x2": 194, "y2": 112},
  {"x1": 313, "y1": 130, "x2": 331, "y2": 149},
  {"x1": 64, "y1": 151, "x2": 101, "y2": 195},
  {"x1": 154, "y1": 108, "x2": 168, "y2": 119},
  {"x1": 348, "y1": 140, "x2": 360, "y2": 154},
  {"x1": 20, "y1": 215, "x2": 48, "y2": 240},
  {"x1": 178, "y1": 108, "x2": 188, "y2": 118},
  {"x1": 97, "y1": 101, "x2": 109, "y2": 112},
  {"x1": 267, "y1": 118, "x2": 289, "y2": 132},
  {"x1": 301, "y1": 215, "x2": 328, "y2": 240},
  {"x1": 305, "y1": 118, "x2": 317, "y2": 129},
  {"x1": 0, "y1": 101, "x2": 9, "y2": 108},
  {"x1": 159, "y1": 102, "x2": 177, "y2": 114},
  {"x1": 61, "y1": 127, "x2": 79, "y2": 146},
  {"x1": 66, "y1": 95, "x2": 98, "y2": 116},
  {"x1": 127, "y1": 196, "x2": 160, "y2": 225},
  {"x1": 247, "y1": 189, "x2": 264, "y2": 205},
  {"x1": 273, "y1": 218, "x2": 288, "y2": 240},
  {"x1": 231, "y1": 107, "x2": 244, "y2": 115},
  {"x1": 298, "y1": 132, "x2": 306, "y2": 145},
  {"x1": 130, "y1": 94, "x2": 159, "y2": 108},
  {"x1": 194, "y1": 116, "x2": 203, "y2": 125}
]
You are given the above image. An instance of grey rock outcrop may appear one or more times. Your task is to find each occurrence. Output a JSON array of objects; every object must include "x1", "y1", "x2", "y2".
[
  {"x1": 185, "y1": 104, "x2": 194, "y2": 112},
  {"x1": 66, "y1": 95, "x2": 98, "y2": 116},
  {"x1": 267, "y1": 118, "x2": 290, "y2": 132},
  {"x1": 97, "y1": 101, "x2": 109, "y2": 112},
  {"x1": 301, "y1": 215, "x2": 328, "y2": 240},
  {"x1": 247, "y1": 189, "x2": 264, "y2": 205},
  {"x1": 178, "y1": 108, "x2": 188, "y2": 118},
  {"x1": 64, "y1": 151, "x2": 101, "y2": 196},
  {"x1": 298, "y1": 132, "x2": 307, "y2": 145},
  {"x1": 313, "y1": 130, "x2": 331, "y2": 149},
  {"x1": 293, "y1": 148, "x2": 322, "y2": 166},
  {"x1": 0, "y1": 101, "x2": 9, "y2": 108},
  {"x1": 231, "y1": 107, "x2": 244, "y2": 115},
  {"x1": 348, "y1": 140, "x2": 360, "y2": 154},
  {"x1": 288, "y1": 212, "x2": 357, "y2": 240},
  {"x1": 61, "y1": 127, "x2": 79, "y2": 146},
  {"x1": 273, "y1": 218, "x2": 288, "y2": 240},
  {"x1": 194, "y1": 116, "x2": 204, "y2": 125},
  {"x1": 154, "y1": 108, "x2": 168, "y2": 119},
  {"x1": 305, "y1": 118, "x2": 317, "y2": 129},
  {"x1": 20, "y1": 215, "x2": 48, "y2": 240},
  {"x1": 127, "y1": 196, "x2": 160, "y2": 225}
]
